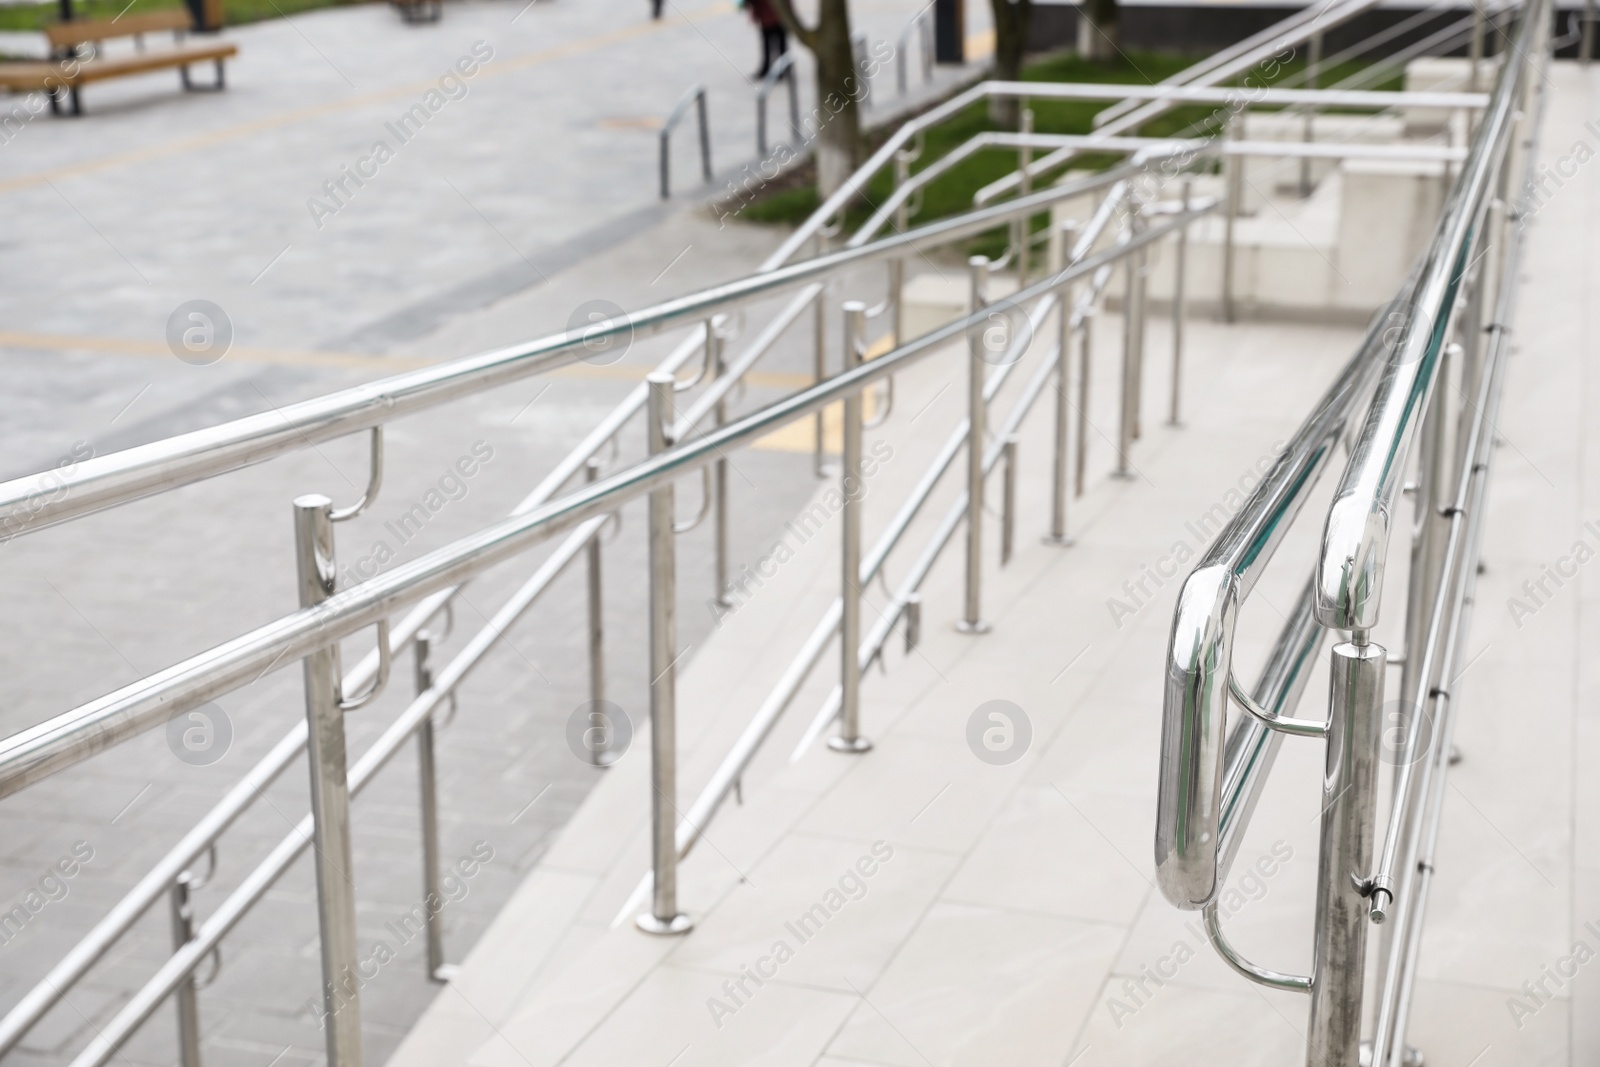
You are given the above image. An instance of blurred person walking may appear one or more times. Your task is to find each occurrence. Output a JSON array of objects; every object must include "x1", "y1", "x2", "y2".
[{"x1": 746, "y1": 0, "x2": 788, "y2": 78}]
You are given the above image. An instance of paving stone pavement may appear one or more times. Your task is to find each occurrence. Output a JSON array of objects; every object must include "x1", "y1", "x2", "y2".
[{"x1": 0, "y1": 0, "x2": 992, "y2": 1062}]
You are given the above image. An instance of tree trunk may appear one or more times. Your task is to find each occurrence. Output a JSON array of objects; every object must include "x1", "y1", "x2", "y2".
[
  {"x1": 773, "y1": 0, "x2": 864, "y2": 199},
  {"x1": 987, "y1": 0, "x2": 1032, "y2": 127},
  {"x1": 1079, "y1": 0, "x2": 1119, "y2": 61}
]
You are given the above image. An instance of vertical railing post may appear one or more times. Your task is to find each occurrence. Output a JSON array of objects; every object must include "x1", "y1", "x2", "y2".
[
  {"x1": 709, "y1": 317, "x2": 732, "y2": 609},
  {"x1": 1470, "y1": 0, "x2": 1486, "y2": 90},
  {"x1": 786, "y1": 65, "x2": 800, "y2": 146},
  {"x1": 1306, "y1": 636, "x2": 1385, "y2": 1067},
  {"x1": 1401, "y1": 342, "x2": 1456, "y2": 710},
  {"x1": 1130, "y1": 200, "x2": 1148, "y2": 443},
  {"x1": 293, "y1": 494, "x2": 363, "y2": 1065},
  {"x1": 637, "y1": 374, "x2": 694, "y2": 936},
  {"x1": 813, "y1": 237, "x2": 833, "y2": 479},
  {"x1": 585, "y1": 457, "x2": 607, "y2": 716},
  {"x1": 1115, "y1": 208, "x2": 1145, "y2": 479},
  {"x1": 1075, "y1": 290, "x2": 1093, "y2": 498},
  {"x1": 892, "y1": 150, "x2": 912, "y2": 347},
  {"x1": 1300, "y1": 31, "x2": 1321, "y2": 198},
  {"x1": 958, "y1": 256, "x2": 992, "y2": 634},
  {"x1": 413, "y1": 631, "x2": 456, "y2": 981},
  {"x1": 1000, "y1": 436, "x2": 1018, "y2": 565},
  {"x1": 696, "y1": 88, "x2": 712, "y2": 185},
  {"x1": 1169, "y1": 178, "x2": 1190, "y2": 427},
  {"x1": 1017, "y1": 106, "x2": 1033, "y2": 287},
  {"x1": 169, "y1": 872, "x2": 202, "y2": 1067},
  {"x1": 1047, "y1": 219, "x2": 1077, "y2": 546},
  {"x1": 830, "y1": 301, "x2": 873, "y2": 754},
  {"x1": 1223, "y1": 108, "x2": 1243, "y2": 324}
]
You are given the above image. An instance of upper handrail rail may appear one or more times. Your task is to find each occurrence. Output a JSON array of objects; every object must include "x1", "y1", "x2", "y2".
[
  {"x1": 0, "y1": 156, "x2": 1152, "y2": 543},
  {"x1": 761, "y1": 76, "x2": 1485, "y2": 270},
  {"x1": 1091, "y1": 0, "x2": 1379, "y2": 131},
  {"x1": 974, "y1": 0, "x2": 1384, "y2": 206},
  {"x1": 0, "y1": 211, "x2": 1190, "y2": 801},
  {"x1": 1313, "y1": 5, "x2": 1537, "y2": 631}
]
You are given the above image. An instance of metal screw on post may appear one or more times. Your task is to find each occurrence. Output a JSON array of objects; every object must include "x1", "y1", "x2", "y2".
[
  {"x1": 958, "y1": 256, "x2": 992, "y2": 634},
  {"x1": 1169, "y1": 178, "x2": 1191, "y2": 427},
  {"x1": 1306, "y1": 635, "x2": 1385, "y2": 1067},
  {"x1": 1046, "y1": 219, "x2": 1077, "y2": 546},
  {"x1": 830, "y1": 300, "x2": 873, "y2": 755},
  {"x1": 292, "y1": 494, "x2": 363, "y2": 1066},
  {"x1": 585, "y1": 458, "x2": 607, "y2": 719},
  {"x1": 637, "y1": 374, "x2": 694, "y2": 936},
  {"x1": 169, "y1": 872, "x2": 202, "y2": 1067},
  {"x1": 413, "y1": 631, "x2": 457, "y2": 982}
]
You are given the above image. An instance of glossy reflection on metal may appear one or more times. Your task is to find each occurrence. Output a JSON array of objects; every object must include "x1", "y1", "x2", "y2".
[
  {"x1": 1204, "y1": 901, "x2": 1312, "y2": 993},
  {"x1": 1313, "y1": 9, "x2": 1533, "y2": 631},
  {"x1": 1156, "y1": 313, "x2": 1389, "y2": 910}
]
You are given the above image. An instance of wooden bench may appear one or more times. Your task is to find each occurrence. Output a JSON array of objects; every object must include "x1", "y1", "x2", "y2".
[{"x1": 0, "y1": 10, "x2": 238, "y2": 116}]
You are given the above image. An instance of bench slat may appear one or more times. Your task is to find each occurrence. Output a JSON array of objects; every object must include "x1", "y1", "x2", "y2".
[
  {"x1": 0, "y1": 43, "x2": 235, "y2": 90},
  {"x1": 44, "y1": 10, "x2": 194, "y2": 49}
]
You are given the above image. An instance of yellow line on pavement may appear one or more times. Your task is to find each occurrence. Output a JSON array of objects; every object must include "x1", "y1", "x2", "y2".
[
  {"x1": 0, "y1": 1, "x2": 731, "y2": 195},
  {"x1": 0, "y1": 327, "x2": 813, "y2": 389}
]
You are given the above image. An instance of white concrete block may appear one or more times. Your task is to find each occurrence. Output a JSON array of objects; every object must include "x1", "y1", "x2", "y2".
[
  {"x1": 1404, "y1": 54, "x2": 1502, "y2": 130},
  {"x1": 1240, "y1": 112, "x2": 1404, "y2": 213},
  {"x1": 1334, "y1": 156, "x2": 1447, "y2": 308}
]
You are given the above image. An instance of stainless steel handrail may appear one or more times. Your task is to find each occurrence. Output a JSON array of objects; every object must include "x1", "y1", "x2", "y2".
[
  {"x1": 607, "y1": 178, "x2": 1167, "y2": 925},
  {"x1": 1152, "y1": 1, "x2": 1545, "y2": 1063},
  {"x1": 1313, "y1": 2, "x2": 1534, "y2": 633},
  {"x1": 1155, "y1": 290, "x2": 1396, "y2": 909},
  {"x1": 6, "y1": 188, "x2": 1203, "y2": 1066},
  {"x1": 765, "y1": 76, "x2": 1485, "y2": 269},
  {"x1": 660, "y1": 83, "x2": 712, "y2": 199},
  {"x1": 755, "y1": 52, "x2": 800, "y2": 157},
  {"x1": 975, "y1": 0, "x2": 1386, "y2": 205},
  {"x1": 1369, "y1": 133, "x2": 1533, "y2": 1064},
  {"x1": 0, "y1": 158, "x2": 1149, "y2": 542},
  {"x1": 1090, "y1": 0, "x2": 1379, "y2": 131},
  {"x1": 0, "y1": 142, "x2": 1184, "y2": 1060},
  {"x1": 68, "y1": 515, "x2": 608, "y2": 1067},
  {"x1": 0, "y1": 209, "x2": 1191, "y2": 804}
]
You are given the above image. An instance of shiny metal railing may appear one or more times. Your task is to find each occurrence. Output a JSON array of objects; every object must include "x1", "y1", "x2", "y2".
[
  {"x1": 755, "y1": 51, "x2": 800, "y2": 157},
  {"x1": 660, "y1": 83, "x2": 712, "y2": 199},
  {"x1": 1153, "y1": 1, "x2": 1548, "y2": 1064},
  {"x1": 0, "y1": 10, "x2": 1526, "y2": 1063},
  {"x1": 0, "y1": 119, "x2": 1212, "y2": 1064}
]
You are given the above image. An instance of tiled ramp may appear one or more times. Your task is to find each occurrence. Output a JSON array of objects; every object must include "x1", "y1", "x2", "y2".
[{"x1": 387, "y1": 61, "x2": 1600, "y2": 1067}]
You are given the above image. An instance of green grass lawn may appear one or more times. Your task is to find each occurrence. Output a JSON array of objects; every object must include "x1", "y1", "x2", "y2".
[
  {"x1": 739, "y1": 49, "x2": 1400, "y2": 258},
  {"x1": 0, "y1": 0, "x2": 371, "y2": 34}
]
